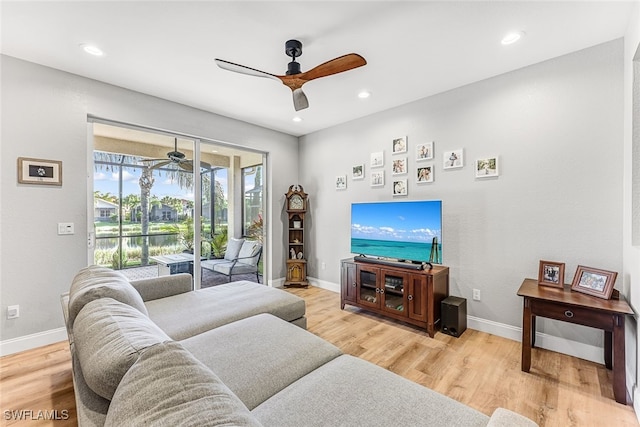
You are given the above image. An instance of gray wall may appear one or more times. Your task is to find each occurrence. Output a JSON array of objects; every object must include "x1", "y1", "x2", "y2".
[
  {"x1": 300, "y1": 40, "x2": 624, "y2": 347},
  {"x1": 0, "y1": 55, "x2": 298, "y2": 343}
]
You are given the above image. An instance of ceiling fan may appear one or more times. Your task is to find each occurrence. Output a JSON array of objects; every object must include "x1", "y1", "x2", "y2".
[
  {"x1": 215, "y1": 39, "x2": 366, "y2": 111},
  {"x1": 139, "y1": 138, "x2": 210, "y2": 172}
]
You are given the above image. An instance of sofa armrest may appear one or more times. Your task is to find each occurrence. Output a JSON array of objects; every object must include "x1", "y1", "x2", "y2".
[
  {"x1": 487, "y1": 408, "x2": 538, "y2": 427},
  {"x1": 130, "y1": 273, "x2": 193, "y2": 302}
]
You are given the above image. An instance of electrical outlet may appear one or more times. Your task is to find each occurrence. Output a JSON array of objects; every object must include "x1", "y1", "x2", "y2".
[
  {"x1": 472, "y1": 289, "x2": 481, "y2": 301},
  {"x1": 321, "y1": 262, "x2": 326, "y2": 270},
  {"x1": 7, "y1": 305, "x2": 19, "y2": 319}
]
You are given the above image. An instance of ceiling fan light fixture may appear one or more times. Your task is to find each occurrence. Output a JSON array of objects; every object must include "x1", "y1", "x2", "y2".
[
  {"x1": 80, "y1": 43, "x2": 104, "y2": 56},
  {"x1": 501, "y1": 31, "x2": 524, "y2": 45}
]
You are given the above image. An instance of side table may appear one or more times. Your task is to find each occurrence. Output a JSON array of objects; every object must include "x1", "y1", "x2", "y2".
[{"x1": 517, "y1": 278, "x2": 633, "y2": 405}]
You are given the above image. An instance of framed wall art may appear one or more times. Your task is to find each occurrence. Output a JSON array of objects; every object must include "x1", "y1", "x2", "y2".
[
  {"x1": 335, "y1": 175, "x2": 347, "y2": 190},
  {"x1": 417, "y1": 165, "x2": 434, "y2": 183},
  {"x1": 370, "y1": 151, "x2": 384, "y2": 168},
  {"x1": 371, "y1": 171, "x2": 384, "y2": 187},
  {"x1": 416, "y1": 142, "x2": 434, "y2": 161},
  {"x1": 538, "y1": 260, "x2": 565, "y2": 288},
  {"x1": 352, "y1": 164, "x2": 364, "y2": 180},
  {"x1": 570, "y1": 265, "x2": 617, "y2": 299},
  {"x1": 392, "y1": 179, "x2": 407, "y2": 196},
  {"x1": 443, "y1": 149, "x2": 463, "y2": 169},
  {"x1": 17, "y1": 157, "x2": 62, "y2": 186},
  {"x1": 392, "y1": 136, "x2": 407, "y2": 154},
  {"x1": 475, "y1": 156, "x2": 499, "y2": 178},
  {"x1": 392, "y1": 157, "x2": 407, "y2": 175}
]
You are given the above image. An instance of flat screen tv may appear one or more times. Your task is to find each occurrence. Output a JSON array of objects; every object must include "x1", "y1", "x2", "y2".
[{"x1": 350, "y1": 200, "x2": 442, "y2": 264}]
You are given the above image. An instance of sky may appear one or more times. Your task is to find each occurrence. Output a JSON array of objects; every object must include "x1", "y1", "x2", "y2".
[
  {"x1": 94, "y1": 168, "x2": 229, "y2": 200},
  {"x1": 351, "y1": 200, "x2": 442, "y2": 243}
]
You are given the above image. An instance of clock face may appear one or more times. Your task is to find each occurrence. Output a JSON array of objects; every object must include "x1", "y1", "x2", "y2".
[{"x1": 290, "y1": 194, "x2": 304, "y2": 210}]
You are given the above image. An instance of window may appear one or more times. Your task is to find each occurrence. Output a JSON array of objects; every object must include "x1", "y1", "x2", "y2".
[{"x1": 242, "y1": 165, "x2": 262, "y2": 238}]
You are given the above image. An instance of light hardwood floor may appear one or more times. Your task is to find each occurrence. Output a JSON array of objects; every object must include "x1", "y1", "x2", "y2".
[{"x1": 1, "y1": 286, "x2": 638, "y2": 426}]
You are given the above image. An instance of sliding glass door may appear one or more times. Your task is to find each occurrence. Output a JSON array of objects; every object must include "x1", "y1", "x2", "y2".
[{"x1": 89, "y1": 121, "x2": 266, "y2": 288}]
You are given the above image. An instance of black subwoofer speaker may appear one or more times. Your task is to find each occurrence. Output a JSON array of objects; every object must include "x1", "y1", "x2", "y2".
[{"x1": 441, "y1": 296, "x2": 467, "y2": 337}]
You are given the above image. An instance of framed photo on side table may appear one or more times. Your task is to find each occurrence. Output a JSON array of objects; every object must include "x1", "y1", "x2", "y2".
[
  {"x1": 538, "y1": 260, "x2": 565, "y2": 288},
  {"x1": 570, "y1": 265, "x2": 617, "y2": 299}
]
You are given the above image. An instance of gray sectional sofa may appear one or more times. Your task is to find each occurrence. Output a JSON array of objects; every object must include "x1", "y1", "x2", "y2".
[{"x1": 61, "y1": 265, "x2": 537, "y2": 427}]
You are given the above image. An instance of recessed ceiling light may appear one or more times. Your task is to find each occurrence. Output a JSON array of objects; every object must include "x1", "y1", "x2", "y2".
[
  {"x1": 80, "y1": 43, "x2": 104, "y2": 56},
  {"x1": 358, "y1": 90, "x2": 371, "y2": 99},
  {"x1": 292, "y1": 116, "x2": 303, "y2": 122},
  {"x1": 501, "y1": 31, "x2": 524, "y2": 45}
]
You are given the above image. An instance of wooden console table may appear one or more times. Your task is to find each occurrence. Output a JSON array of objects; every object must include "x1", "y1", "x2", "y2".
[{"x1": 517, "y1": 278, "x2": 633, "y2": 404}]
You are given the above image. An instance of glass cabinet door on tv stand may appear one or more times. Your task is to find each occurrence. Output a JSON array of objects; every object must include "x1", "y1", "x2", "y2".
[{"x1": 356, "y1": 265, "x2": 408, "y2": 316}]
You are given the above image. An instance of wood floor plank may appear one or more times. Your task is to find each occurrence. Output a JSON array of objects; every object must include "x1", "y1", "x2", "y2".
[{"x1": 0, "y1": 285, "x2": 637, "y2": 427}]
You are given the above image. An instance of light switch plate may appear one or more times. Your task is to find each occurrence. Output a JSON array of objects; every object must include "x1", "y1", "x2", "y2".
[{"x1": 58, "y1": 223, "x2": 74, "y2": 235}]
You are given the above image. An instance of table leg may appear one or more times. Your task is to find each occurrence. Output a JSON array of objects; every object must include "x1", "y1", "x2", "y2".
[
  {"x1": 531, "y1": 315, "x2": 537, "y2": 348},
  {"x1": 521, "y1": 298, "x2": 532, "y2": 372},
  {"x1": 604, "y1": 330, "x2": 612, "y2": 370},
  {"x1": 612, "y1": 314, "x2": 627, "y2": 405}
]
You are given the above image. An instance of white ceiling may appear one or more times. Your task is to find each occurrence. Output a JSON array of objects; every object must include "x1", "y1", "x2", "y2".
[{"x1": 1, "y1": 1, "x2": 635, "y2": 137}]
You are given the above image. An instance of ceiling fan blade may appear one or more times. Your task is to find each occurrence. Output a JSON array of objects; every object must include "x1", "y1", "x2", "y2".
[
  {"x1": 148, "y1": 160, "x2": 171, "y2": 170},
  {"x1": 215, "y1": 59, "x2": 280, "y2": 81},
  {"x1": 292, "y1": 88, "x2": 309, "y2": 111},
  {"x1": 178, "y1": 161, "x2": 194, "y2": 172},
  {"x1": 300, "y1": 53, "x2": 366, "y2": 82}
]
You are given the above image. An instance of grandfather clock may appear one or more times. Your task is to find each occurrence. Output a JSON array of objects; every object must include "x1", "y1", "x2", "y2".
[{"x1": 284, "y1": 185, "x2": 309, "y2": 288}]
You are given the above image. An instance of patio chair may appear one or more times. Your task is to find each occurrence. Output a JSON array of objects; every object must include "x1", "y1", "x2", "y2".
[{"x1": 201, "y1": 239, "x2": 262, "y2": 283}]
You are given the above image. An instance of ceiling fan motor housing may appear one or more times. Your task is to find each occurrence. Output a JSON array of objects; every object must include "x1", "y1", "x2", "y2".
[{"x1": 285, "y1": 39, "x2": 302, "y2": 75}]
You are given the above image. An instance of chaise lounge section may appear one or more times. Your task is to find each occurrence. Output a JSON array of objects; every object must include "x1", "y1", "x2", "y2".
[{"x1": 62, "y1": 265, "x2": 537, "y2": 427}]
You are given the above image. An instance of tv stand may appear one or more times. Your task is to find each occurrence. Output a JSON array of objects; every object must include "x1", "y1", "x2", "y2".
[
  {"x1": 341, "y1": 258, "x2": 449, "y2": 337},
  {"x1": 353, "y1": 255, "x2": 432, "y2": 271}
]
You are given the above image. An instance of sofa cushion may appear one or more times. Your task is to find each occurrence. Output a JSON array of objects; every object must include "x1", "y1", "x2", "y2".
[
  {"x1": 73, "y1": 298, "x2": 171, "y2": 400},
  {"x1": 105, "y1": 341, "x2": 262, "y2": 427},
  {"x1": 253, "y1": 355, "x2": 490, "y2": 427},
  {"x1": 130, "y1": 273, "x2": 192, "y2": 302},
  {"x1": 225, "y1": 237, "x2": 245, "y2": 260},
  {"x1": 181, "y1": 313, "x2": 342, "y2": 410},
  {"x1": 238, "y1": 240, "x2": 261, "y2": 262},
  {"x1": 68, "y1": 265, "x2": 148, "y2": 327},
  {"x1": 145, "y1": 280, "x2": 306, "y2": 340}
]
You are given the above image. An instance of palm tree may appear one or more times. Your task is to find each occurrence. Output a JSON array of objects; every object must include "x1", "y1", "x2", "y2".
[{"x1": 138, "y1": 167, "x2": 154, "y2": 266}]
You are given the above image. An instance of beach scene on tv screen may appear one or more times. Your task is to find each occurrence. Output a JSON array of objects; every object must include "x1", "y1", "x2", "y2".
[{"x1": 351, "y1": 201, "x2": 442, "y2": 264}]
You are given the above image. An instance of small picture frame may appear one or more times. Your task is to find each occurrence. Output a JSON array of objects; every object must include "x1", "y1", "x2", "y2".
[
  {"x1": 392, "y1": 157, "x2": 407, "y2": 175},
  {"x1": 371, "y1": 151, "x2": 384, "y2": 168},
  {"x1": 416, "y1": 142, "x2": 434, "y2": 161},
  {"x1": 571, "y1": 265, "x2": 617, "y2": 299},
  {"x1": 392, "y1": 179, "x2": 407, "y2": 196},
  {"x1": 371, "y1": 171, "x2": 384, "y2": 187},
  {"x1": 416, "y1": 165, "x2": 434, "y2": 183},
  {"x1": 335, "y1": 175, "x2": 347, "y2": 190},
  {"x1": 538, "y1": 260, "x2": 565, "y2": 288},
  {"x1": 443, "y1": 149, "x2": 464, "y2": 169},
  {"x1": 352, "y1": 164, "x2": 364, "y2": 180},
  {"x1": 475, "y1": 157, "x2": 499, "y2": 178},
  {"x1": 17, "y1": 157, "x2": 62, "y2": 186},
  {"x1": 392, "y1": 137, "x2": 407, "y2": 154}
]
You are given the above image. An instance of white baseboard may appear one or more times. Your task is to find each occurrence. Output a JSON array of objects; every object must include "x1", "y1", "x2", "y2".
[
  {"x1": 307, "y1": 276, "x2": 339, "y2": 293},
  {"x1": 0, "y1": 327, "x2": 68, "y2": 357}
]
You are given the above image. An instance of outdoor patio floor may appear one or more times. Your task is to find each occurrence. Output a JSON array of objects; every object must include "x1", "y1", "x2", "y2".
[{"x1": 119, "y1": 265, "x2": 262, "y2": 288}]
